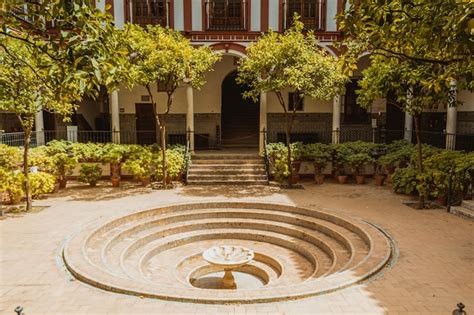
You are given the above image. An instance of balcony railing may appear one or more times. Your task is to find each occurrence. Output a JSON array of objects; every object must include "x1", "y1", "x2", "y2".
[
  {"x1": 283, "y1": 0, "x2": 326, "y2": 30},
  {"x1": 205, "y1": 0, "x2": 248, "y2": 31},
  {"x1": 125, "y1": 0, "x2": 170, "y2": 27}
]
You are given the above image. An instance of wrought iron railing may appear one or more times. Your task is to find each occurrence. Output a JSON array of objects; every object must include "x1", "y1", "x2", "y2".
[{"x1": 1, "y1": 129, "x2": 472, "y2": 152}]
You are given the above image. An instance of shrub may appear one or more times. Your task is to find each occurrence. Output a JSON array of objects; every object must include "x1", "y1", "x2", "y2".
[
  {"x1": 42, "y1": 140, "x2": 77, "y2": 185},
  {"x1": 347, "y1": 153, "x2": 374, "y2": 175},
  {"x1": 392, "y1": 167, "x2": 418, "y2": 195},
  {"x1": 331, "y1": 143, "x2": 352, "y2": 175},
  {"x1": 166, "y1": 148, "x2": 185, "y2": 180},
  {"x1": 0, "y1": 168, "x2": 25, "y2": 204},
  {"x1": 0, "y1": 144, "x2": 22, "y2": 171},
  {"x1": 303, "y1": 143, "x2": 332, "y2": 174},
  {"x1": 378, "y1": 141, "x2": 414, "y2": 171},
  {"x1": 28, "y1": 147, "x2": 55, "y2": 173},
  {"x1": 123, "y1": 146, "x2": 154, "y2": 181},
  {"x1": 71, "y1": 143, "x2": 104, "y2": 162},
  {"x1": 78, "y1": 163, "x2": 102, "y2": 186},
  {"x1": 30, "y1": 171, "x2": 56, "y2": 198}
]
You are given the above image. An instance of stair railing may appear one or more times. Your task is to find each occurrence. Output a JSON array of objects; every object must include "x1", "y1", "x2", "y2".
[{"x1": 262, "y1": 127, "x2": 270, "y2": 185}]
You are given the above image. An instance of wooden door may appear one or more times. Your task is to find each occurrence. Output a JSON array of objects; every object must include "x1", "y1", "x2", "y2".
[{"x1": 135, "y1": 103, "x2": 157, "y2": 145}]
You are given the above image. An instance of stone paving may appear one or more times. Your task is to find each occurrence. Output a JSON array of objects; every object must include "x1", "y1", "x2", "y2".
[{"x1": 0, "y1": 180, "x2": 473, "y2": 314}]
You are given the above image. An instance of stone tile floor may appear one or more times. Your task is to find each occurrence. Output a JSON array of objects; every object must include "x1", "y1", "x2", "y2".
[{"x1": 0, "y1": 179, "x2": 473, "y2": 314}]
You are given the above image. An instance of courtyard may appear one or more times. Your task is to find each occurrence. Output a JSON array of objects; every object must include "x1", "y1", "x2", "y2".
[{"x1": 1, "y1": 179, "x2": 472, "y2": 314}]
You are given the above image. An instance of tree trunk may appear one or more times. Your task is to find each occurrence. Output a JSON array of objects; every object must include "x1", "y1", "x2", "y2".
[
  {"x1": 414, "y1": 113, "x2": 425, "y2": 208},
  {"x1": 23, "y1": 127, "x2": 32, "y2": 211},
  {"x1": 161, "y1": 120, "x2": 167, "y2": 188},
  {"x1": 286, "y1": 111, "x2": 292, "y2": 187}
]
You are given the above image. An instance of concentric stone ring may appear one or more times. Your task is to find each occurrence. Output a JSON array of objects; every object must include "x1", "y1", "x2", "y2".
[{"x1": 62, "y1": 202, "x2": 395, "y2": 304}]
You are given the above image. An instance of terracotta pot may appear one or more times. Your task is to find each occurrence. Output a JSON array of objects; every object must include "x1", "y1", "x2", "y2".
[
  {"x1": 290, "y1": 162, "x2": 301, "y2": 184},
  {"x1": 111, "y1": 176, "x2": 121, "y2": 187},
  {"x1": 176, "y1": 172, "x2": 183, "y2": 182},
  {"x1": 386, "y1": 173, "x2": 393, "y2": 184},
  {"x1": 337, "y1": 175, "x2": 348, "y2": 184},
  {"x1": 374, "y1": 174, "x2": 386, "y2": 186},
  {"x1": 58, "y1": 178, "x2": 67, "y2": 189},
  {"x1": 315, "y1": 174, "x2": 325, "y2": 185},
  {"x1": 355, "y1": 175, "x2": 365, "y2": 185},
  {"x1": 110, "y1": 163, "x2": 121, "y2": 178},
  {"x1": 89, "y1": 181, "x2": 97, "y2": 187},
  {"x1": 141, "y1": 178, "x2": 151, "y2": 187},
  {"x1": 436, "y1": 195, "x2": 447, "y2": 206}
]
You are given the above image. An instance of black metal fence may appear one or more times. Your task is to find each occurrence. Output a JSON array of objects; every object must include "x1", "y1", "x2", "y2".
[{"x1": 1, "y1": 128, "x2": 473, "y2": 152}]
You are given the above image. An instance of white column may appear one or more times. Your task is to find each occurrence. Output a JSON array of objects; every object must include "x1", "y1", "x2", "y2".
[
  {"x1": 259, "y1": 92, "x2": 268, "y2": 152},
  {"x1": 332, "y1": 95, "x2": 341, "y2": 144},
  {"x1": 404, "y1": 89, "x2": 413, "y2": 143},
  {"x1": 446, "y1": 80, "x2": 457, "y2": 150},
  {"x1": 35, "y1": 110, "x2": 45, "y2": 146},
  {"x1": 186, "y1": 85, "x2": 194, "y2": 152},
  {"x1": 110, "y1": 90, "x2": 121, "y2": 144}
]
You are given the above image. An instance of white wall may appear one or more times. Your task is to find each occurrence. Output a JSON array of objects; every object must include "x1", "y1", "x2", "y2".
[
  {"x1": 192, "y1": 0, "x2": 202, "y2": 31},
  {"x1": 174, "y1": 0, "x2": 184, "y2": 30},
  {"x1": 326, "y1": 0, "x2": 338, "y2": 31},
  {"x1": 114, "y1": 0, "x2": 125, "y2": 29},
  {"x1": 250, "y1": 0, "x2": 261, "y2": 31},
  {"x1": 458, "y1": 90, "x2": 474, "y2": 111},
  {"x1": 268, "y1": 0, "x2": 279, "y2": 31}
]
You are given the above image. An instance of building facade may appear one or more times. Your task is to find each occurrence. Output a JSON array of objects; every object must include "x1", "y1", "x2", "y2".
[{"x1": 1, "y1": 0, "x2": 473, "y2": 151}]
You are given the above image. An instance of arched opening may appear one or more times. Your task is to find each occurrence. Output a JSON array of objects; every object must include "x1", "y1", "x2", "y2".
[{"x1": 221, "y1": 70, "x2": 259, "y2": 149}]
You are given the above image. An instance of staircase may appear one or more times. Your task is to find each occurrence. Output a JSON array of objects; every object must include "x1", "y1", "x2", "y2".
[
  {"x1": 187, "y1": 152, "x2": 268, "y2": 185},
  {"x1": 451, "y1": 200, "x2": 474, "y2": 220}
]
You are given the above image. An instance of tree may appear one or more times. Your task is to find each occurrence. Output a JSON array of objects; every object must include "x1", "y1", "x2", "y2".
[
  {"x1": 0, "y1": 1, "x2": 130, "y2": 210},
  {"x1": 338, "y1": 0, "x2": 474, "y2": 207},
  {"x1": 126, "y1": 24, "x2": 220, "y2": 188},
  {"x1": 237, "y1": 17, "x2": 346, "y2": 185}
]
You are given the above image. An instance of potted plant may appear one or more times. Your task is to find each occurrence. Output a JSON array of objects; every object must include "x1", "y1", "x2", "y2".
[
  {"x1": 102, "y1": 144, "x2": 130, "y2": 187},
  {"x1": 78, "y1": 163, "x2": 102, "y2": 187},
  {"x1": 305, "y1": 143, "x2": 331, "y2": 184},
  {"x1": 0, "y1": 168, "x2": 25, "y2": 205},
  {"x1": 43, "y1": 140, "x2": 78, "y2": 188},
  {"x1": 332, "y1": 144, "x2": 351, "y2": 184},
  {"x1": 290, "y1": 142, "x2": 303, "y2": 184},
  {"x1": 347, "y1": 153, "x2": 374, "y2": 185},
  {"x1": 374, "y1": 159, "x2": 386, "y2": 186},
  {"x1": 123, "y1": 146, "x2": 154, "y2": 186}
]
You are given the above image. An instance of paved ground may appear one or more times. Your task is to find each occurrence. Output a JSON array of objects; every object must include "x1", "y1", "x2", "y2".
[{"x1": 0, "y1": 179, "x2": 473, "y2": 314}]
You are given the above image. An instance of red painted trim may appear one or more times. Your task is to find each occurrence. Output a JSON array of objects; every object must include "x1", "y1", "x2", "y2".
[
  {"x1": 105, "y1": 0, "x2": 114, "y2": 17},
  {"x1": 183, "y1": 0, "x2": 192, "y2": 31},
  {"x1": 209, "y1": 42, "x2": 247, "y2": 55},
  {"x1": 168, "y1": 0, "x2": 175, "y2": 28},
  {"x1": 201, "y1": 0, "x2": 206, "y2": 31},
  {"x1": 261, "y1": 0, "x2": 269, "y2": 32},
  {"x1": 247, "y1": 0, "x2": 252, "y2": 31}
]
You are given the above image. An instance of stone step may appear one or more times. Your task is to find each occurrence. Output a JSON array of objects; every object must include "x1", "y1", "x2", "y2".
[
  {"x1": 191, "y1": 159, "x2": 263, "y2": 165},
  {"x1": 450, "y1": 205, "x2": 474, "y2": 220},
  {"x1": 189, "y1": 164, "x2": 265, "y2": 170},
  {"x1": 192, "y1": 154, "x2": 260, "y2": 160},
  {"x1": 188, "y1": 169, "x2": 266, "y2": 176},
  {"x1": 462, "y1": 200, "x2": 474, "y2": 211},
  {"x1": 187, "y1": 174, "x2": 267, "y2": 181},
  {"x1": 187, "y1": 179, "x2": 268, "y2": 185}
]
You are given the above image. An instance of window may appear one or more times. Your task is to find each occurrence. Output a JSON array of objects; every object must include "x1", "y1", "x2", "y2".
[
  {"x1": 343, "y1": 79, "x2": 370, "y2": 124},
  {"x1": 288, "y1": 92, "x2": 304, "y2": 111},
  {"x1": 129, "y1": 0, "x2": 169, "y2": 27},
  {"x1": 206, "y1": 0, "x2": 247, "y2": 31},
  {"x1": 285, "y1": 0, "x2": 325, "y2": 30}
]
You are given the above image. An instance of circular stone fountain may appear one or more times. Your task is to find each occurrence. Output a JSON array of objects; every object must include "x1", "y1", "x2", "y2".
[
  {"x1": 63, "y1": 202, "x2": 395, "y2": 304},
  {"x1": 202, "y1": 245, "x2": 254, "y2": 289}
]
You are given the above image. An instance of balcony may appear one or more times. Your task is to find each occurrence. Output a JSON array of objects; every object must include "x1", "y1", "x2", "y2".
[
  {"x1": 125, "y1": 0, "x2": 170, "y2": 28},
  {"x1": 204, "y1": 0, "x2": 248, "y2": 31},
  {"x1": 283, "y1": 0, "x2": 326, "y2": 31}
]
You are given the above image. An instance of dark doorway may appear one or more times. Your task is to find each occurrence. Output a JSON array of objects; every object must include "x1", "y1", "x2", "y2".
[
  {"x1": 42, "y1": 110, "x2": 56, "y2": 142},
  {"x1": 221, "y1": 71, "x2": 259, "y2": 148},
  {"x1": 135, "y1": 103, "x2": 157, "y2": 145},
  {"x1": 385, "y1": 91, "x2": 405, "y2": 143},
  {"x1": 343, "y1": 79, "x2": 370, "y2": 124}
]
